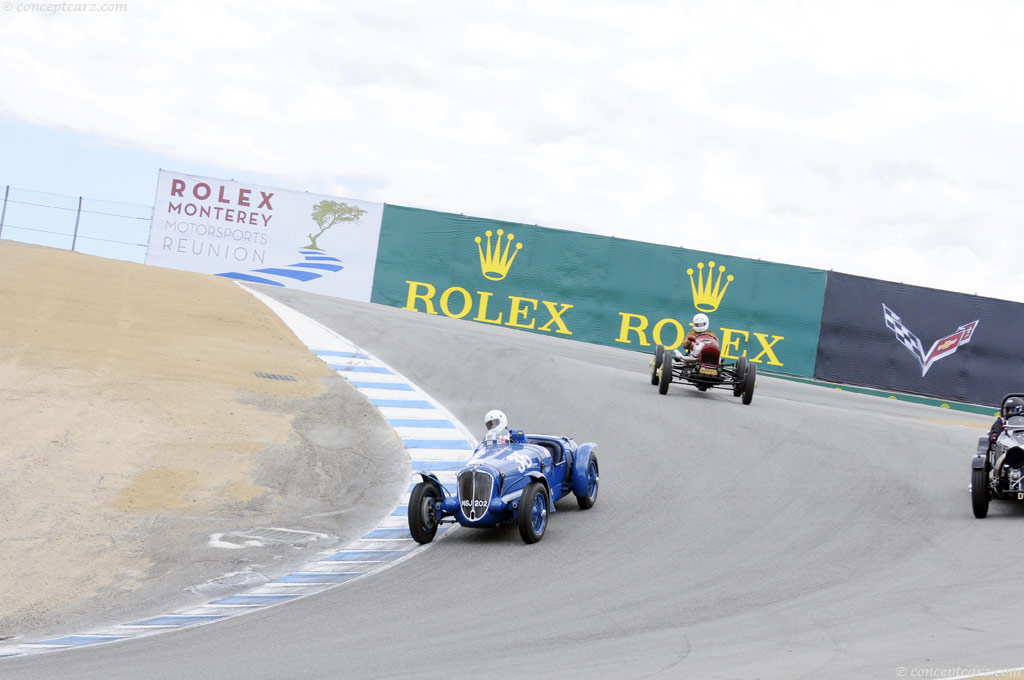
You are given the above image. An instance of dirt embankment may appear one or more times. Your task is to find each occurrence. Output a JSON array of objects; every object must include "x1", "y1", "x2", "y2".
[{"x1": 0, "y1": 241, "x2": 406, "y2": 642}]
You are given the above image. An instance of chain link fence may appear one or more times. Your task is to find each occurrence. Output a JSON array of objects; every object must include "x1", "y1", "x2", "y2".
[{"x1": 0, "y1": 185, "x2": 152, "y2": 263}]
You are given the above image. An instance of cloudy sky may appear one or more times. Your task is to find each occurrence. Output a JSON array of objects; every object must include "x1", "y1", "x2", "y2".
[{"x1": 1, "y1": 0, "x2": 1022, "y2": 301}]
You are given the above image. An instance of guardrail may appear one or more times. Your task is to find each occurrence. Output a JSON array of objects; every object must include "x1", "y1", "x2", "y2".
[{"x1": 0, "y1": 185, "x2": 152, "y2": 262}]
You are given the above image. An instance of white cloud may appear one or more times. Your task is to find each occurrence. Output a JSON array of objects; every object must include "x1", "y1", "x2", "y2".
[{"x1": 1, "y1": 0, "x2": 1023, "y2": 299}]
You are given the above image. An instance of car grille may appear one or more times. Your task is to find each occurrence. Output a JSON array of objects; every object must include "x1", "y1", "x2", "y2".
[{"x1": 458, "y1": 468, "x2": 493, "y2": 522}]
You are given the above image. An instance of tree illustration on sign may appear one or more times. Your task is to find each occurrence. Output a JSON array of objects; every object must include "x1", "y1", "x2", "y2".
[{"x1": 303, "y1": 200, "x2": 367, "y2": 251}]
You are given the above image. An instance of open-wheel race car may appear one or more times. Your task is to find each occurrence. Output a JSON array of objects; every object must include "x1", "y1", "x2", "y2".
[
  {"x1": 408, "y1": 430, "x2": 599, "y2": 544},
  {"x1": 972, "y1": 394, "x2": 1024, "y2": 518},
  {"x1": 649, "y1": 333, "x2": 756, "y2": 405}
]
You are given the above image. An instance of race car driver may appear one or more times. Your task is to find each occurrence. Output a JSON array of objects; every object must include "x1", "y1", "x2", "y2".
[
  {"x1": 483, "y1": 409, "x2": 510, "y2": 445},
  {"x1": 675, "y1": 313, "x2": 719, "y2": 362},
  {"x1": 989, "y1": 396, "x2": 1024, "y2": 462}
]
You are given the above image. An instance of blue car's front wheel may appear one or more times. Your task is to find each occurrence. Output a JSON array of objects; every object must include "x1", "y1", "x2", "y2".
[
  {"x1": 576, "y1": 453, "x2": 600, "y2": 510},
  {"x1": 408, "y1": 481, "x2": 441, "y2": 544},
  {"x1": 518, "y1": 482, "x2": 548, "y2": 544}
]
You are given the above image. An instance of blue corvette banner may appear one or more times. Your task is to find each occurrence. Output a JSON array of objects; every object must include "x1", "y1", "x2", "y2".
[{"x1": 815, "y1": 272, "x2": 1024, "y2": 407}]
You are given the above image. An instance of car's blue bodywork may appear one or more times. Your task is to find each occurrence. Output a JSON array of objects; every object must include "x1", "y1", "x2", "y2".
[{"x1": 409, "y1": 430, "x2": 599, "y2": 544}]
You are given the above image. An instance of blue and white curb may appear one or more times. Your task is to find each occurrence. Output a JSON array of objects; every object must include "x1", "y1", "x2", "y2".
[{"x1": 0, "y1": 288, "x2": 475, "y2": 658}]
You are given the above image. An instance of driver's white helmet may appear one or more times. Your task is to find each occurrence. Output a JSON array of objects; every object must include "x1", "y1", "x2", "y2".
[
  {"x1": 484, "y1": 410, "x2": 509, "y2": 445},
  {"x1": 692, "y1": 313, "x2": 710, "y2": 333},
  {"x1": 484, "y1": 409, "x2": 507, "y2": 432}
]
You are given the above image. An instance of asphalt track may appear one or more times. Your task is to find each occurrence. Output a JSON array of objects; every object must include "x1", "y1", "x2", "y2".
[{"x1": 3, "y1": 287, "x2": 1018, "y2": 680}]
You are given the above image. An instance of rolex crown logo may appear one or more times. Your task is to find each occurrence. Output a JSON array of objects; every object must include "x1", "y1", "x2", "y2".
[
  {"x1": 687, "y1": 260, "x2": 734, "y2": 312},
  {"x1": 475, "y1": 229, "x2": 523, "y2": 281}
]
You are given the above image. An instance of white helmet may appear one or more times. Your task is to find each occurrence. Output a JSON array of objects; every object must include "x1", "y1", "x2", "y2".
[
  {"x1": 692, "y1": 313, "x2": 710, "y2": 333},
  {"x1": 484, "y1": 409, "x2": 507, "y2": 433}
]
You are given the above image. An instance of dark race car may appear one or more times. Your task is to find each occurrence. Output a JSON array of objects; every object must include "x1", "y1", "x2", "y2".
[
  {"x1": 649, "y1": 334, "x2": 756, "y2": 404},
  {"x1": 408, "y1": 430, "x2": 599, "y2": 544},
  {"x1": 972, "y1": 393, "x2": 1024, "y2": 518}
]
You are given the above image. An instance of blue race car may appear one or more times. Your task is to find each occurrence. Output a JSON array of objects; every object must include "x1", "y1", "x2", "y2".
[{"x1": 408, "y1": 430, "x2": 599, "y2": 544}]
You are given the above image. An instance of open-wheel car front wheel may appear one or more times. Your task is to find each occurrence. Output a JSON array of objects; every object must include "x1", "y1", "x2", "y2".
[
  {"x1": 741, "y1": 362, "x2": 756, "y2": 405},
  {"x1": 971, "y1": 466, "x2": 990, "y2": 519},
  {"x1": 651, "y1": 345, "x2": 665, "y2": 385},
  {"x1": 733, "y1": 357, "x2": 749, "y2": 397},
  {"x1": 658, "y1": 351, "x2": 673, "y2": 395}
]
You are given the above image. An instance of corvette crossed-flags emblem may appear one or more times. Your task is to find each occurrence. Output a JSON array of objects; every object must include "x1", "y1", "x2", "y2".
[{"x1": 882, "y1": 303, "x2": 979, "y2": 377}]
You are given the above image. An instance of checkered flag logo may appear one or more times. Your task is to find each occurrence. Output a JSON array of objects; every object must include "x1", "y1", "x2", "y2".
[
  {"x1": 882, "y1": 304, "x2": 925, "y2": 362},
  {"x1": 882, "y1": 303, "x2": 979, "y2": 377}
]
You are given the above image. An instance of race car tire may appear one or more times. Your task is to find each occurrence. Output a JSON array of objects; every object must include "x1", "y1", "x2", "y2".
[
  {"x1": 741, "y1": 363, "x2": 756, "y2": 405},
  {"x1": 972, "y1": 466, "x2": 989, "y2": 519},
  {"x1": 733, "y1": 357, "x2": 749, "y2": 397},
  {"x1": 575, "y1": 453, "x2": 600, "y2": 510},
  {"x1": 658, "y1": 352, "x2": 672, "y2": 395},
  {"x1": 651, "y1": 345, "x2": 665, "y2": 385},
  {"x1": 408, "y1": 481, "x2": 442, "y2": 543},
  {"x1": 518, "y1": 482, "x2": 549, "y2": 544}
]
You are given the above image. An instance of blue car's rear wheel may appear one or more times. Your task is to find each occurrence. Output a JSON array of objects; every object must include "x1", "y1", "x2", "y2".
[
  {"x1": 576, "y1": 453, "x2": 599, "y2": 510},
  {"x1": 408, "y1": 481, "x2": 441, "y2": 544},
  {"x1": 518, "y1": 482, "x2": 548, "y2": 544}
]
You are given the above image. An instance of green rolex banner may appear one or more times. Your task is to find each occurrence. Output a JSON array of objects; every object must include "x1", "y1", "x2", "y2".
[{"x1": 371, "y1": 205, "x2": 827, "y2": 377}]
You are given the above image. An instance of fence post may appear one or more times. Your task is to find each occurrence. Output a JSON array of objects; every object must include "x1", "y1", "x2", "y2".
[
  {"x1": 71, "y1": 196, "x2": 82, "y2": 252},
  {"x1": 0, "y1": 185, "x2": 9, "y2": 239}
]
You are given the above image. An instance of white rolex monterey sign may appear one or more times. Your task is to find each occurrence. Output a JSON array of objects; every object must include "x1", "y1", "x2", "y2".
[{"x1": 146, "y1": 170, "x2": 383, "y2": 302}]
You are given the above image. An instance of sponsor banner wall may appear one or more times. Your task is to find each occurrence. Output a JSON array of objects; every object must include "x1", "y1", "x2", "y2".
[
  {"x1": 371, "y1": 205, "x2": 827, "y2": 377},
  {"x1": 146, "y1": 170, "x2": 383, "y2": 301},
  {"x1": 815, "y1": 272, "x2": 1024, "y2": 407}
]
